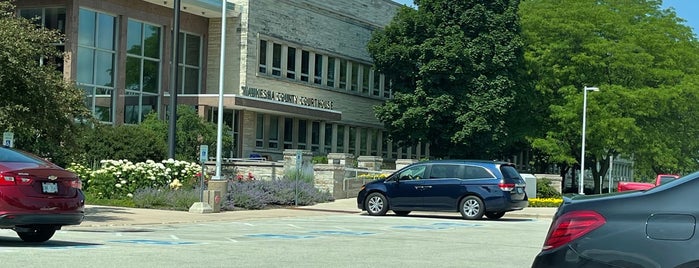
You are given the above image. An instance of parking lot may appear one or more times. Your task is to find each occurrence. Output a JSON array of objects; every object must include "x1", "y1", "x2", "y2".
[{"x1": 0, "y1": 212, "x2": 550, "y2": 268}]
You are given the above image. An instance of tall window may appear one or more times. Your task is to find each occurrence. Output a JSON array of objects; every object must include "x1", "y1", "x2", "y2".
[
  {"x1": 77, "y1": 8, "x2": 116, "y2": 123},
  {"x1": 311, "y1": 121, "x2": 320, "y2": 152},
  {"x1": 360, "y1": 128, "x2": 367, "y2": 155},
  {"x1": 313, "y1": 54, "x2": 323, "y2": 84},
  {"x1": 20, "y1": 7, "x2": 66, "y2": 72},
  {"x1": 256, "y1": 114, "x2": 264, "y2": 148},
  {"x1": 269, "y1": 115, "x2": 279, "y2": 149},
  {"x1": 372, "y1": 68, "x2": 381, "y2": 96},
  {"x1": 362, "y1": 65, "x2": 370, "y2": 94},
  {"x1": 298, "y1": 120, "x2": 307, "y2": 149},
  {"x1": 339, "y1": 59, "x2": 347, "y2": 89},
  {"x1": 258, "y1": 40, "x2": 267, "y2": 73},
  {"x1": 324, "y1": 123, "x2": 333, "y2": 152},
  {"x1": 286, "y1": 47, "x2": 296, "y2": 79},
  {"x1": 272, "y1": 43, "x2": 282, "y2": 76},
  {"x1": 337, "y1": 125, "x2": 345, "y2": 153},
  {"x1": 125, "y1": 19, "x2": 161, "y2": 124},
  {"x1": 284, "y1": 118, "x2": 293, "y2": 149},
  {"x1": 383, "y1": 78, "x2": 392, "y2": 98},
  {"x1": 382, "y1": 131, "x2": 389, "y2": 158},
  {"x1": 350, "y1": 63, "x2": 358, "y2": 91},
  {"x1": 178, "y1": 32, "x2": 201, "y2": 94},
  {"x1": 300, "y1": 50, "x2": 310, "y2": 82},
  {"x1": 326, "y1": 57, "x2": 336, "y2": 87}
]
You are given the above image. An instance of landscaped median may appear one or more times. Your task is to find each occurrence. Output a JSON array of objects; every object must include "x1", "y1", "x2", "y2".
[{"x1": 528, "y1": 198, "x2": 563, "y2": 207}]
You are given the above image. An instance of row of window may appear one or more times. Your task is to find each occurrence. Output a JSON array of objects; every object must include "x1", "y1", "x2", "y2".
[
  {"x1": 258, "y1": 39, "x2": 392, "y2": 99},
  {"x1": 20, "y1": 7, "x2": 203, "y2": 124},
  {"x1": 253, "y1": 113, "x2": 427, "y2": 159}
]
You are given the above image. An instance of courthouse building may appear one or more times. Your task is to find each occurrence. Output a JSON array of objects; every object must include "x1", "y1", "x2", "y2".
[{"x1": 14, "y1": 0, "x2": 430, "y2": 161}]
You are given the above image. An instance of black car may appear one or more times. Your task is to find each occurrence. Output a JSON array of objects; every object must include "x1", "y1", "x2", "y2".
[
  {"x1": 357, "y1": 160, "x2": 528, "y2": 220},
  {"x1": 532, "y1": 171, "x2": 699, "y2": 267}
]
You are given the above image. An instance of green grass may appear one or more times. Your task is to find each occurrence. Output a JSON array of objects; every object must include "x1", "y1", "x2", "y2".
[{"x1": 83, "y1": 190, "x2": 136, "y2": 207}]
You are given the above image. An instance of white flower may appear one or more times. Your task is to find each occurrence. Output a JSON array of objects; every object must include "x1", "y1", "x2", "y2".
[
  {"x1": 127, "y1": 193, "x2": 133, "y2": 198},
  {"x1": 120, "y1": 180, "x2": 127, "y2": 184},
  {"x1": 115, "y1": 183, "x2": 122, "y2": 188}
]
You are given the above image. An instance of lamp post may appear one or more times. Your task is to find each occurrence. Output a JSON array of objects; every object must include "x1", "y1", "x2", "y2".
[{"x1": 579, "y1": 86, "x2": 599, "y2": 194}]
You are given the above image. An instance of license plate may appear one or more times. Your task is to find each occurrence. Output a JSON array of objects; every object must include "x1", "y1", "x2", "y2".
[{"x1": 42, "y1": 182, "x2": 58, "y2": 193}]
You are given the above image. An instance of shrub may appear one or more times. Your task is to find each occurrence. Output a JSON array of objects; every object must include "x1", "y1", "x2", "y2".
[
  {"x1": 536, "y1": 178, "x2": 562, "y2": 198},
  {"x1": 284, "y1": 164, "x2": 315, "y2": 184},
  {"x1": 528, "y1": 198, "x2": 563, "y2": 207},
  {"x1": 133, "y1": 187, "x2": 200, "y2": 211},
  {"x1": 223, "y1": 179, "x2": 334, "y2": 210}
]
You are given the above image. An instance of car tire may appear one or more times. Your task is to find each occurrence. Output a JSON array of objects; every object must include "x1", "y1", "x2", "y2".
[
  {"x1": 485, "y1": 211, "x2": 506, "y2": 220},
  {"x1": 459, "y1": 196, "x2": 485, "y2": 220},
  {"x1": 16, "y1": 227, "x2": 56, "y2": 243},
  {"x1": 393, "y1": 210, "x2": 411, "y2": 216},
  {"x1": 365, "y1": 192, "x2": 389, "y2": 216}
]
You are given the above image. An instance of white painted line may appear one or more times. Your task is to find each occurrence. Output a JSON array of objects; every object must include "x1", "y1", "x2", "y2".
[
  {"x1": 227, "y1": 238, "x2": 239, "y2": 242},
  {"x1": 288, "y1": 224, "x2": 302, "y2": 229},
  {"x1": 334, "y1": 226, "x2": 351, "y2": 231},
  {"x1": 170, "y1": 235, "x2": 180, "y2": 240},
  {"x1": 244, "y1": 223, "x2": 254, "y2": 226}
]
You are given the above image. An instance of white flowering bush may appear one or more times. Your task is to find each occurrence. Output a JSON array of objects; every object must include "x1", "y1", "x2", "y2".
[{"x1": 67, "y1": 159, "x2": 203, "y2": 199}]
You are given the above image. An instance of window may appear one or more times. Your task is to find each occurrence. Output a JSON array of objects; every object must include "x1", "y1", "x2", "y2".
[
  {"x1": 327, "y1": 57, "x2": 336, "y2": 87},
  {"x1": 383, "y1": 78, "x2": 392, "y2": 98},
  {"x1": 300, "y1": 50, "x2": 310, "y2": 82},
  {"x1": 272, "y1": 43, "x2": 282, "y2": 76},
  {"x1": 362, "y1": 65, "x2": 370, "y2": 94},
  {"x1": 311, "y1": 121, "x2": 320, "y2": 152},
  {"x1": 125, "y1": 19, "x2": 161, "y2": 124},
  {"x1": 463, "y1": 166, "x2": 495, "y2": 180},
  {"x1": 258, "y1": 40, "x2": 267, "y2": 73},
  {"x1": 337, "y1": 125, "x2": 345, "y2": 153},
  {"x1": 339, "y1": 59, "x2": 347, "y2": 89},
  {"x1": 348, "y1": 126, "x2": 356, "y2": 154},
  {"x1": 20, "y1": 7, "x2": 66, "y2": 72},
  {"x1": 286, "y1": 47, "x2": 296, "y2": 79},
  {"x1": 298, "y1": 120, "x2": 307, "y2": 149},
  {"x1": 371, "y1": 129, "x2": 379, "y2": 156},
  {"x1": 430, "y1": 165, "x2": 461, "y2": 179},
  {"x1": 397, "y1": 165, "x2": 426, "y2": 180},
  {"x1": 284, "y1": 118, "x2": 293, "y2": 149},
  {"x1": 178, "y1": 32, "x2": 201, "y2": 94},
  {"x1": 372, "y1": 68, "x2": 381, "y2": 96},
  {"x1": 77, "y1": 9, "x2": 116, "y2": 123},
  {"x1": 360, "y1": 128, "x2": 367, "y2": 155},
  {"x1": 314, "y1": 54, "x2": 323, "y2": 84},
  {"x1": 269, "y1": 115, "x2": 279, "y2": 149},
  {"x1": 382, "y1": 131, "x2": 389, "y2": 158},
  {"x1": 324, "y1": 123, "x2": 333, "y2": 152},
  {"x1": 350, "y1": 63, "x2": 358, "y2": 91},
  {"x1": 256, "y1": 114, "x2": 264, "y2": 148}
]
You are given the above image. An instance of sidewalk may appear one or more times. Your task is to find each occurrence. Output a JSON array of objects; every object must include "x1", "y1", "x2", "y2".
[{"x1": 67, "y1": 198, "x2": 556, "y2": 229}]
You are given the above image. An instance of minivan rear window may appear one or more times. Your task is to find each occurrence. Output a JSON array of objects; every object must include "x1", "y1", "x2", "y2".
[{"x1": 500, "y1": 165, "x2": 521, "y2": 181}]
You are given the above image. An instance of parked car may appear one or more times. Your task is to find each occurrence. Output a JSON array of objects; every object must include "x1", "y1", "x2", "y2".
[
  {"x1": 0, "y1": 147, "x2": 84, "y2": 242},
  {"x1": 357, "y1": 160, "x2": 528, "y2": 220},
  {"x1": 617, "y1": 174, "x2": 680, "y2": 192},
  {"x1": 532, "y1": 172, "x2": 699, "y2": 267}
]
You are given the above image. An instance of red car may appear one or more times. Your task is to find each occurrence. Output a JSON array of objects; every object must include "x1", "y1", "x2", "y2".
[{"x1": 0, "y1": 147, "x2": 84, "y2": 242}]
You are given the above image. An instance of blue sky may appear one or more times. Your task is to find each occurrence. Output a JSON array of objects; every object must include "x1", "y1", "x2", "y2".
[{"x1": 392, "y1": 0, "x2": 698, "y2": 35}]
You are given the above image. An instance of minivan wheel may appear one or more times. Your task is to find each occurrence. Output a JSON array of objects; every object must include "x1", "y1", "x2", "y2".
[
  {"x1": 485, "y1": 211, "x2": 506, "y2": 220},
  {"x1": 459, "y1": 196, "x2": 485, "y2": 220},
  {"x1": 365, "y1": 192, "x2": 389, "y2": 216},
  {"x1": 16, "y1": 227, "x2": 56, "y2": 243}
]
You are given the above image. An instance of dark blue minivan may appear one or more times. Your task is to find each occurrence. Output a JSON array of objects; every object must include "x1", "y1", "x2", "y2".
[{"x1": 357, "y1": 160, "x2": 528, "y2": 220}]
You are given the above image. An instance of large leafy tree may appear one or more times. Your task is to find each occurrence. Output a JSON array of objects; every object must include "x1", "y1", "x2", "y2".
[
  {"x1": 368, "y1": 0, "x2": 530, "y2": 159},
  {"x1": 521, "y1": 0, "x2": 699, "y2": 192},
  {"x1": 0, "y1": 1, "x2": 90, "y2": 165}
]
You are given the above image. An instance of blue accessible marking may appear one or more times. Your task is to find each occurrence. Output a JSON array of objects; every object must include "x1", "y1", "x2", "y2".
[
  {"x1": 308, "y1": 230, "x2": 375, "y2": 236},
  {"x1": 245, "y1": 234, "x2": 316, "y2": 240},
  {"x1": 109, "y1": 239, "x2": 196, "y2": 245}
]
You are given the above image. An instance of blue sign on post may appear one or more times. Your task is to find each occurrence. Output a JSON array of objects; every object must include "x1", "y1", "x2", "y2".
[
  {"x1": 3, "y1": 132, "x2": 13, "y2": 148},
  {"x1": 199, "y1": 145, "x2": 209, "y2": 163}
]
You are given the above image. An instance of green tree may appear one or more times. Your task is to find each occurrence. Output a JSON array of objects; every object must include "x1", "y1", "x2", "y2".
[
  {"x1": 0, "y1": 1, "x2": 90, "y2": 166},
  {"x1": 140, "y1": 105, "x2": 232, "y2": 162},
  {"x1": 368, "y1": 0, "x2": 530, "y2": 159},
  {"x1": 521, "y1": 0, "x2": 699, "y2": 192}
]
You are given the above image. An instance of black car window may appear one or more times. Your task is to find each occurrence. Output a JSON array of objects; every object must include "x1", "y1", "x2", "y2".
[
  {"x1": 429, "y1": 164, "x2": 460, "y2": 179},
  {"x1": 0, "y1": 147, "x2": 45, "y2": 164},
  {"x1": 397, "y1": 165, "x2": 426, "y2": 180},
  {"x1": 463, "y1": 166, "x2": 494, "y2": 179},
  {"x1": 500, "y1": 165, "x2": 521, "y2": 182}
]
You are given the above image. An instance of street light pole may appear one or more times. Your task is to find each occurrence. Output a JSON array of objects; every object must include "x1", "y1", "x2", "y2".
[{"x1": 579, "y1": 86, "x2": 599, "y2": 194}]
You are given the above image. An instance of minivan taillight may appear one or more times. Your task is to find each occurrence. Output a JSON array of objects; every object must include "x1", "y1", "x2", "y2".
[
  {"x1": 542, "y1": 210, "x2": 606, "y2": 250},
  {"x1": 498, "y1": 182, "x2": 515, "y2": 191}
]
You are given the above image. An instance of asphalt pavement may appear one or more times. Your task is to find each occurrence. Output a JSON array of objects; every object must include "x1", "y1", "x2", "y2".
[{"x1": 69, "y1": 198, "x2": 557, "y2": 229}]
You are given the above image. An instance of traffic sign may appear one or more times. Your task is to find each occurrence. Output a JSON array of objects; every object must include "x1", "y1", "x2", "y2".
[
  {"x1": 199, "y1": 145, "x2": 209, "y2": 163},
  {"x1": 3, "y1": 132, "x2": 13, "y2": 148}
]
